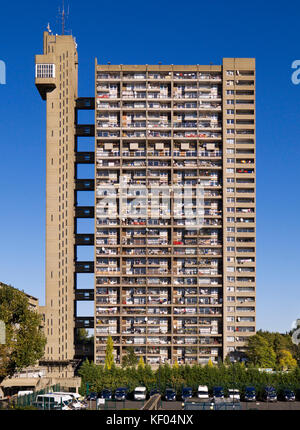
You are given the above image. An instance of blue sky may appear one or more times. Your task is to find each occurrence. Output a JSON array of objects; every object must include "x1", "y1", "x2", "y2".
[{"x1": 0, "y1": 0, "x2": 300, "y2": 333}]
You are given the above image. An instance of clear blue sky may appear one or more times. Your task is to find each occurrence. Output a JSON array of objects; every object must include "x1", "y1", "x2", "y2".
[{"x1": 0, "y1": 0, "x2": 300, "y2": 333}]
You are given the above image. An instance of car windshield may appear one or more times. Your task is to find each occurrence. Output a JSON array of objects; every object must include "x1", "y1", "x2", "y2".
[
  {"x1": 183, "y1": 388, "x2": 192, "y2": 393},
  {"x1": 135, "y1": 390, "x2": 145, "y2": 394},
  {"x1": 166, "y1": 389, "x2": 174, "y2": 394}
]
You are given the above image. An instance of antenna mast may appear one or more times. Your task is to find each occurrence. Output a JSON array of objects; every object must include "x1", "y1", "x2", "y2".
[{"x1": 58, "y1": 1, "x2": 69, "y2": 35}]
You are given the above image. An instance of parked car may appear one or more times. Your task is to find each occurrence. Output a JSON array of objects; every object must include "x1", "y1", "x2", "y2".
[
  {"x1": 133, "y1": 387, "x2": 147, "y2": 401},
  {"x1": 181, "y1": 387, "x2": 193, "y2": 401},
  {"x1": 282, "y1": 389, "x2": 295, "y2": 402},
  {"x1": 165, "y1": 388, "x2": 176, "y2": 401},
  {"x1": 99, "y1": 389, "x2": 112, "y2": 400},
  {"x1": 213, "y1": 386, "x2": 224, "y2": 401},
  {"x1": 197, "y1": 385, "x2": 209, "y2": 400},
  {"x1": 114, "y1": 387, "x2": 128, "y2": 401},
  {"x1": 86, "y1": 392, "x2": 98, "y2": 401},
  {"x1": 228, "y1": 389, "x2": 240, "y2": 401},
  {"x1": 244, "y1": 386, "x2": 256, "y2": 402},
  {"x1": 149, "y1": 389, "x2": 160, "y2": 397},
  {"x1": 263, "y1": 386, "x2": 277, "y2": 402}
]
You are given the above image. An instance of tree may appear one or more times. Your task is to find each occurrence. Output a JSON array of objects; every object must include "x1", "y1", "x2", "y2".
[
  {"x1": 207, "y1": 358, "x2": 214, "y2": 368},
  {"x1": 122, "y1": 346, "x2": 138, "y2": 368},
  {"x1": 104, "y1": 335, "x2": 114, "y2": 370},
  {"x1": 138, "y1": 356, "x2": 145, "y2": 369},
  {"x1": 173, "y1": 359, "x2": 179, "y2": 370},
  {"x1": 77, "y1": 328, "x2": 94, "y2": 343},
  {"x1": 246, "y1": 333, "x2": 276, "y2": 368},
  {"x1": 0, "y1": 283, "x2": 46, "y2": 380},
  {"x1": 278, "y1": 349, "x2": 297, "y2": 370}
]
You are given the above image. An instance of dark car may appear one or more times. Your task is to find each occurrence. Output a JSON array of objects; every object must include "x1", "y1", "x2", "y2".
[
  {"x1": 149, "y1": 389, "x2": 160, "y2": 397},
  {"x1": 244, "y1": 386, "x2": 256, "y2": 402},
  {"x1": 115, "y1": 387, "x2": 128, "y2": 401},
  {"x1": 213, "y1": 386, "x2": 224, "y2": 401},
  {"x1": 165, "y1": 388, "x2": 176, "y2": 401},
  {"x1": 86, "y1": 392, "x2": 98, "y2": 401},
  {"x1": 263, "y1": 386, "x2": 277, "y2": 402},
  {"x1": 100, "y1": 389, "x2": 112, "y2": 400},
  {"x1": 181, "y1": 387, "x2": 193, "y2": 401},
  {"x1": 282, "y1": 389, "x2": 295, "y2": 402}
]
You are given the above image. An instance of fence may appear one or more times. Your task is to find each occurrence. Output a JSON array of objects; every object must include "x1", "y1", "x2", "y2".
[{"x1": 14, "y1": 384, "x2": 61, "y2": 409}]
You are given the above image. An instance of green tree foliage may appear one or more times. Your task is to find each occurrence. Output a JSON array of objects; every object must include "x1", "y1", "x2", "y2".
[
  {"x1": 278, "y1": 349, "x2": 297, "y2": 370},
  {"x1": 138, "y1": 356, "x2": 145, "y2": 369},
  {"x1": 246, "y1": 332, "x2": 277, "y2": 368},
  {"x1": 0, "y1": 283, "x2": 46, "y2": 380},
  {"x1": 77, "y1": 360, "x2": 300, "y2": 399},
  {"x1": 104, "y1": 335, "x2": 114, "y2": 370},
  {"x1": 245, "y1": 330, "x2": 300, "y2": 368},
  {"x1": 121, "y1": 346, "x2": 139, "y2": 368}
]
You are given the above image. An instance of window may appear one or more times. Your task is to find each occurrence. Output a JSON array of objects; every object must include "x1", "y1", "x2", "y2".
[
  {"x1": 36, "y1": 63, "x2": 55, "y2": 78},
  {"x1": 227, "y1": 119, "x2": 234, "y2": 124},
  {"x1": 227, "y1": 227, "x2": 235, "y2": 232},
  {"x1": 227, "y1": 99, "x2": 234, "y2": 105},
  {"x1": 227, "y1": 109, "x2": 234, "y2": 114},
  {"x1": 227, "y1": 187, "x2": 234, "y2": 193}
]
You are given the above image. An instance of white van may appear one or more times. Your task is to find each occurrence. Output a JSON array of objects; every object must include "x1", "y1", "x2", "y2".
[
  {"x1": 51, "y1": 392, "x2": 83, "y2": 409},
  {"x1": 133, "y1": 387, "x2": 147, "y2": 401},
  {"x1": 228, "y1": 389, "x2": 240, "y2": 401},
  {"x1": 34, "y1": 394, "x2": 72, "y2": 410},
  {"x1": 197, "y1": 385, "x2": 209, "y2": 399}
]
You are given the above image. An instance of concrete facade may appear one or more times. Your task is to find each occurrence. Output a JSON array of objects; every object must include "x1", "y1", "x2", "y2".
[{"x1": 36, "y1": 31, "x2": 256, "y2": 370}]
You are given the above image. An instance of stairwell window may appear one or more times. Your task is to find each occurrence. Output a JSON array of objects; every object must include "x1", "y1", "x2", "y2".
[{"x1": 36, "y1": 63, "x2": 55, "y2": 78}]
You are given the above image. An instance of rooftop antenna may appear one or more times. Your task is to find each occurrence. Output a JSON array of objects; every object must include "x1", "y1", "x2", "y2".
[{"x1": 58, "y1": 1, "x2": 69, "y2": 35}]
